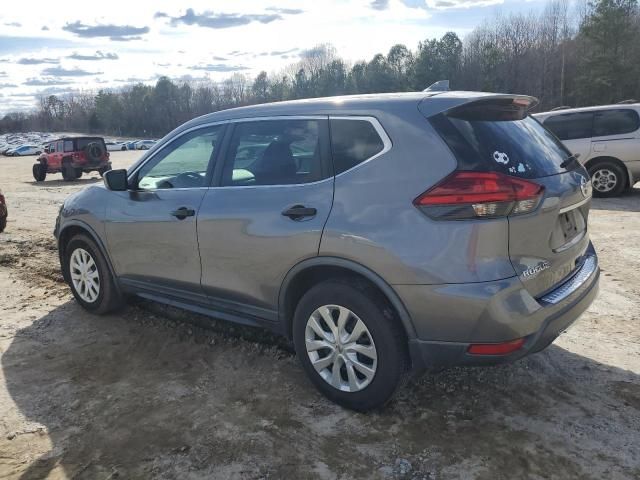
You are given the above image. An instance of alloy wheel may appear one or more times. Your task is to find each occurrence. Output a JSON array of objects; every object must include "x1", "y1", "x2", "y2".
[
  {"x1": 591, "y1": 168, "x2": 618, "y2": 193},
  {"x1": 69, "y1": 248, "x2": 100, "y2": 303},
  {"x1": 304, "y1": 305, "x2": 378, "y2": 392}
]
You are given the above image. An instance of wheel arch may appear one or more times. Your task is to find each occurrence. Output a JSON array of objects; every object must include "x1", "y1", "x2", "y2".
[
  {"x1": 278, "y1": 256, "x2": 417, "y2": 342},
  {"x1": 57, "y1": 220, "x2": 121, "y2": 295},
  {"x1": 584, "y1": 155, "x2": 631, "y2": 188}
]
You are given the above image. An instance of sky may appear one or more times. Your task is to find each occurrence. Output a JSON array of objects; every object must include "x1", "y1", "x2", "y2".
[{"x1": 0, "y1": 0, "x2": 550, "y2": 115}]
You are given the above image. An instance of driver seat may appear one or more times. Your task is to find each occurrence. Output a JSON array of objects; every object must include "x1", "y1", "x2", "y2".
[{"x1": 256, "y1": 141, "x2": 297, "y2": 184}]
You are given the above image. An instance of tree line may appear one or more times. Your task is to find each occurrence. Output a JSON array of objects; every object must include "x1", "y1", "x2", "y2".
[{"x1": 1, "y1": 0, "x2": 639, "y2": 137}]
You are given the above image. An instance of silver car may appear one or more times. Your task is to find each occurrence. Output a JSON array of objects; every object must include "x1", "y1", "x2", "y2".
[
  {"x1": 534, "y1": 104, "x2": 640, "y2": 197},
  {"x1": 55, "y1": 92, "x2": 600, "y2": 410}
]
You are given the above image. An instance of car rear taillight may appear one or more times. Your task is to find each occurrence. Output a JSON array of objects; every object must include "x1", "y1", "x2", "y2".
[
  {"x1": 413, "y1": 171, "x2": 544, "y2": 220},
  {"x1": 73, "y1": 152, "x2": 80, "y2": 160}
]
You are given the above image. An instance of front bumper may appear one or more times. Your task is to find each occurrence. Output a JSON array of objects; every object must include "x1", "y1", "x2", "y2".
[{"x1": 401, "y1": 247, "x2": 600, "y2": 370}]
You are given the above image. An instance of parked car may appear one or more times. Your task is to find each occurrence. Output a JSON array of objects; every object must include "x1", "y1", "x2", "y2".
[
  {"x1": 0, "y1": 189, "x2": 6, "y2": 233},
  {"x1": 55, "y1": 92, "x2": 600, "y2": 411},
  {"x1": 136, "y1": 140, "x2": 156, "y2": 150},
  {"x1": 7, "y1": 144, "x2": 42, "y2": 156},
  {"x1": 33, "y1": 137, "x2": 112, "y2": 182},
  {"x1": 105, "y1": 141, "x2": 126, "y2": 152},
  {"x1": 533, "y1": 103, "x2": 640, "y2": 197}
]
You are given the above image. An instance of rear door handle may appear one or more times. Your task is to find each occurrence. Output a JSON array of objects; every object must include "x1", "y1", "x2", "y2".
[
  {"x1": 282, "y1": 205, "x2": 317, "y2": 220},
  {"x1": 171, "y1": 207, "x2": 196, "y2": 220}
]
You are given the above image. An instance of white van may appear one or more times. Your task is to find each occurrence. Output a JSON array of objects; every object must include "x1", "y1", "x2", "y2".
[{"x1": 534, "y1": 104, "x2": 640, "y2": 197}]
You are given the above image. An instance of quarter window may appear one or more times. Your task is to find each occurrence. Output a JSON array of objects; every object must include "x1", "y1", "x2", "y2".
[
  {"x1": 137, "y1": 125, "x2": 223, "y2": 190},
  {"x1": 543, "y1": 112, "x2": 594, "y2": 141},
  {"x1": 330, "y1": 119, "x2": 385, "y2": 174},
  {"x1": 222, "y1": 120, "x2": 323, "y2": 186},
  {"x1": 593, "y1": 109, "x2": 640, "y2": 137}
]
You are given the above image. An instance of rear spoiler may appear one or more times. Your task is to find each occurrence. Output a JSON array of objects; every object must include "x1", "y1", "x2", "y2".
[{"x1": 418, "y1": 93, "x2": 539, "y2": 121}]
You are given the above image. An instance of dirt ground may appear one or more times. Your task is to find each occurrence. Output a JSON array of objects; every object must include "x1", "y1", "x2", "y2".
[{"x1": 0, "y1": 150, "x2": 639, "y2": 480}]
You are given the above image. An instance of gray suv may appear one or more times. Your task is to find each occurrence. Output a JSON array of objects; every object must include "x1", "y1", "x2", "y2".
[{"x1": 55, "y1": 92, "x2": 600, "y2": 411}]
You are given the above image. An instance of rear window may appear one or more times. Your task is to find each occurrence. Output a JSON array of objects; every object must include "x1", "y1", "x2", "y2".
[
  {"x1": 76, "y1": 138, "x2": 105, "y2": 150},
  {"x1": 330, "y1": 119, "x2": 385, "y2": 174},
  {"x1": 543, "y1": 112, "x2": 594, "y2": 140},
  {"x1": 593, "y1": 109, "x2": 640, "y2": 137},
  {"x1": 430, "y1": 114, "x2": 573, "y2": 179}
]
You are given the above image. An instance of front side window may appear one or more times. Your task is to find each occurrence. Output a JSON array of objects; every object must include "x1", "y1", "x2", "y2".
[
  {"x1": 593, "y1": 109, "x2": 640, "y2": 137},
  {"x1": 137, "y1": 125, "x2": 223, "y2": 190},
  {"x1": 543, "y1": 112, "x2": 594, "y2": 141},
  {"x1": 330, "y1": 119, "x2": 385, "y2": 175},
  {"x1": 56, "y1": 141, "x2": 63, "y2": 152},
  {"x1": 222, "y1": 120, "x2": 323, "y2": 186}
]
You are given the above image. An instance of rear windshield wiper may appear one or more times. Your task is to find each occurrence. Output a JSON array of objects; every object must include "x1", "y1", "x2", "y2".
[{"x1": 560, "y1": 153, "x2": 581, "y2": 169}]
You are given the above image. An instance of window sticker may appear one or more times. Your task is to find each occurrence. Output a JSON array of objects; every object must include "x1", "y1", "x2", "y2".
[{"x1": 493, "y1": 151, "x2": 510, "y2": 165}]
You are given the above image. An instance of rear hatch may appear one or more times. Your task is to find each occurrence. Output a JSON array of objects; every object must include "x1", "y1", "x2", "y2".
[{"x1": 426, "y1": 97, "x2": 593, "y2": 298}]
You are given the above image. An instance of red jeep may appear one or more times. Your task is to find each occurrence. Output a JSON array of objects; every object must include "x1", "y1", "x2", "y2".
[{"x1": 33, "y1": 136, "x2": 112, "y2": 182}]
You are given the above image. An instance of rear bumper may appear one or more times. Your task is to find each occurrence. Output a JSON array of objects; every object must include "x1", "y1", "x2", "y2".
[{"x1": 402, "y1": 246, "x2": 600, "y2": 370}]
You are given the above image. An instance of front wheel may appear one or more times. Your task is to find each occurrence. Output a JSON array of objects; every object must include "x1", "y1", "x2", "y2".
[
  {"x1": 65, "y1": 234, "x2": 123, "y2": 314},
  {"x1": 292, "y1": 279, "x2": 408, "y2": 411},
  {"x1": 32, "y1": 163, "x2": 46, "y2": 182},
  {"x1": 588, "y1": 162, "x2": 626, "y2": 197}
]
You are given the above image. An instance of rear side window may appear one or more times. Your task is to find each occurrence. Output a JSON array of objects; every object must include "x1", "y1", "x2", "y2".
[
  {"x1": 593, "y1": 109, "x2": 640, "y2": 137},
  {"x1": 430, "y1": 114, "x2": 572, "y2": 179},
  {"x1": 543, "y1": 112, "x2": 594, "y2": 140},
  {"x1": 222, "y1": 120, "x2": 323, "y2": 186},
  {"x1": 330, "y1": 119, "x2": 385, "y2": 174},
  {"x1": 63, "y1": 140, "x2": 74, "y2": 152}
]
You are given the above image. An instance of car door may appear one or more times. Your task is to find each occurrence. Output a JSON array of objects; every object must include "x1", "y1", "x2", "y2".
[
  {"x1": 197, "y1": 117, "x2": 333, "y2": 322},
  {"x1": 105, "y1": 124, "x2": 225, "y2": 297}
]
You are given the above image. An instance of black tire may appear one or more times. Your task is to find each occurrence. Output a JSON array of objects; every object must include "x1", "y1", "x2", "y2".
[
  {"x1": 62, "y1": 163, "x2": 76, "y2": 181},
  {"x1": 84, "y1": 142, "x2": 105, "y2": 163},
  {"x1": 32, "y1": 163, "x2": 46, "y2": 182},
  {"x1": 98, "y1": 164, "x2": 112, "y2": 177},
  {"x1": 121, "y1": 145, "x2": 127, "y2": 151},
  {"x1": 74, "y1": 168, "x2": 83, "y2": 179},
  {"x1": 0, "y1": 216, "x2": 6, "y2": 233},
  {"x1": 588, "y1": 161, "x2": 626, "y2": 198},
  {"x1": 292, "y1": 279, "x2": 408, "y2": 411},
  {"x1": 64, "y1": 234, "x2": 124, "y2": 314}
]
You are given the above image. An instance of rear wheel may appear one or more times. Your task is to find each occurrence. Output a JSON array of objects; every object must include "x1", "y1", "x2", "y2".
[
  {"x1": 292, "y1": 279, "x2": 408, "y2": 411},
  {"x1": 98, "y1": 164, "x2": 112, "y2": 177},
  {"x1": 588, "y1": 161, "x2": 626, "y2": 198},
  {"x1": 65, "y1": 234, "x2": 123, "y2": 314},
  {"x1": 32, "y1": 163, "x2": 46, "y2": 182},
  {"x1": 75, "y1": 168, "x2": 83, "y2": 179},
  {"x1": 0, "y1": 216, "x2": 6, "y2": 233},
  {"x1": 61, "y1": 163, "x2": 79, "y2": 181}
]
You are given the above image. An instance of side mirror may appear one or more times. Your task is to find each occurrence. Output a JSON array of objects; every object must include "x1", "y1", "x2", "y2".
[{"x1": 104, "y1": 169, "x2": 128, "y2": 191}]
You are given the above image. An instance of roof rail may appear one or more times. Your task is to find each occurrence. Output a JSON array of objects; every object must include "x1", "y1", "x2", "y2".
[
  {"x1": 423, "y1": 80, "x2": 449, "y2": 92},
  {"x1": 550, "y1": 106, "x2": 572, "y2": 111},
  {"x1": 617, "y1": 99, "x2": 638, "y2": 104}
]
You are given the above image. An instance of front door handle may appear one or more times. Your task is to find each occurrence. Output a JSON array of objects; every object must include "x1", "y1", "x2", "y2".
[
  {"x1": 282, "y1": 205, "x2": 317, "y2": 220},
  {"x1": 171, "y1": 207, "x2": 196, "y2": 220}
]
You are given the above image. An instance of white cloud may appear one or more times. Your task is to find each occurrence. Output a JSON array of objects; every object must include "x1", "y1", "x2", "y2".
[{"x1": 0, "y1": 0, "x2": 509, "y2": 114}]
